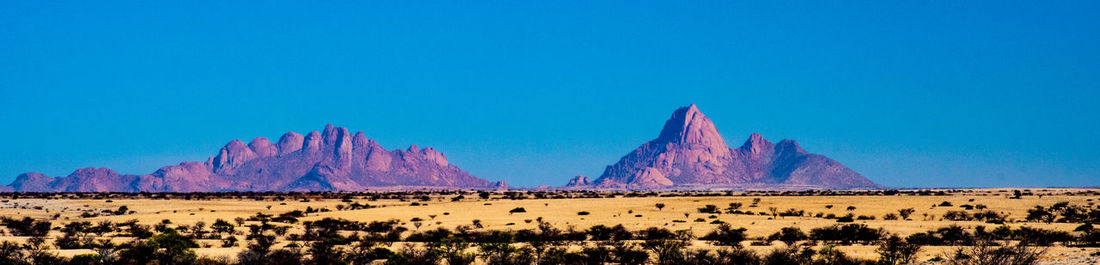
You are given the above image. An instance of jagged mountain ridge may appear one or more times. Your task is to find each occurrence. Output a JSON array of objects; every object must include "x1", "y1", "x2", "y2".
[
  {"x1": 574, "y1": 104, "x2": 882, "y2": 190},
  {"x1": 6, "y1": 125, "x2": 496, "y2": 192}
]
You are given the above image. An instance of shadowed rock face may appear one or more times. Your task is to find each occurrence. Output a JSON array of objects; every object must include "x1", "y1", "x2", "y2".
[
  {"x1": 8, "y1": 124, "x2": 495, "y2": 192},
  {"x1": 564, "y1": 175, "x2": 591, "y2": 187},
  {"x1": 592, "y1": 104, "x2": 882, "y2": 190}
]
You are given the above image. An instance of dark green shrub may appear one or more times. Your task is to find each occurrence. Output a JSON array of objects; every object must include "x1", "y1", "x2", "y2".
[{"x1": 700, "y1": 224, "x2": 748, "y2": 246}]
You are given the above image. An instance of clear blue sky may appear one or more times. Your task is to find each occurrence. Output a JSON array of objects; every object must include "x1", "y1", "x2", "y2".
[{"x1": 2, "y1": 1, "x2": 1098, "y2": 188}]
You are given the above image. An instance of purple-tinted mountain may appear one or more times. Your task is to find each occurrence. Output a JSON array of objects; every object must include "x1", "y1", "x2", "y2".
[
  {"x1": 565, "y1": 175, "x2": 592, "y2": 187},
  {"x1": 584, "y1": 104, "x2": 882, "y2": 190},
  {"x1": 7, "y1": 125, "x2": 496, "y2": 192}
]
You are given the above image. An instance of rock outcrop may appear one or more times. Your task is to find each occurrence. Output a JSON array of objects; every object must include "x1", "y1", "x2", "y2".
[
  {"x1": 590, "y1": 104, "x2": 882, "y2": 190},
  {"x1": 564, "y1": 175, "x2": 591, "y2": 187},
  {"x1": 8, "y1": 124, "x2": 497, "y2": 192}
]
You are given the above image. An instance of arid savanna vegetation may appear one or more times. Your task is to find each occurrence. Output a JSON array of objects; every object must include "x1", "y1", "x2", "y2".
[{"x1": 0, "y1": 189, "x2": 1098, "y2": 264}]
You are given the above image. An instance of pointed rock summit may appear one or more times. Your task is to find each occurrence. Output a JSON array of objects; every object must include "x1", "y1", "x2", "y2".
[
  {"x1": 656, "y1": 104, "x2": 729, "y2": 151},
  {"x1": 740, "y1": 133, "x2": 773, "y2": 155},
  {"x1": 589, "y1": 104, "x2": 882, "y2": 190},
  {"x1": 8, "y1": 124, "x2": 498, "y2": 192}
]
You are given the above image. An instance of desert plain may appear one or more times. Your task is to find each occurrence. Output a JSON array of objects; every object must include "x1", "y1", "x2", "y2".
[{"x1": 1, "y1": 189, "x2": 1098, "y2": 264}]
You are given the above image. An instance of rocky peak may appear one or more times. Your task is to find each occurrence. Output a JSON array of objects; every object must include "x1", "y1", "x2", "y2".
[
  {"x1": 322, "y1": 124, "x2": 344, "y2": 145},
  {"x1": 331, "y1": 126, "x2": 353, "y2": 156},
  {"x1": 60, "y1": 168, "x2": 122, "y2": 188},
  {"x1": 594, "y1": 104, "x2": 881, "y2": 190},
  {"x1": 775, "y1": 139, "x2": 807, "y2": 155},
  {"x1": 213, "y1": 140, "x2": 258, "y2": 173},
  {"x1": 655, "y1": 104, "x2": 729, "y2": 155},
  {"x1": 420, "y1": 147, "x2": 448, "y2": 166},
  {"x1": 71, "y1": 167, "x2": 118, "y2": 176},
  {"x1": 9, "y1": 172, "x2": 53, "y2": 191},
  {"x1": 14, "y1": 172, "x2": 49, "y2": 181},
  {"x1": 738, "y1": 133, "x2": 775, "y2": 155},
  {"x1": 277, "y1": 132, "x2": 305, "y2": 155},
  {"x1": 304, "y1": 131, "x2": 323, "y2": 151},
  {"x1": 6, "y1": 124, "x2": 497, "y2": 192},
  {"x1": 351, "y1": 132, "x2": 386, "y2": 154},
  {"x1": 565, "y1": 175, "x2": 591, "y2": 186},
  {"x1": 249, "y1": 137, "x2": 277, "y2": 157},
  {"x1": 493, "y1": 180, "x2": 509, "y2": 190},
  {"x1": 352, "y1": 131, "x2": 370, "y2": 148}
]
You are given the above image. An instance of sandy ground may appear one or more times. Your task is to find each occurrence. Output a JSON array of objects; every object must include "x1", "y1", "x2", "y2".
[{"x1": 0, "y1": 188, "x2": 1096, "y2": 263}]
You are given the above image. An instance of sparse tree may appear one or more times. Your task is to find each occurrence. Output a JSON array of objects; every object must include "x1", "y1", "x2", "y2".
[
  {"x1": 435, "y1": 236, "x2": 475, "y2": 265},
  {"x1": 700, "y1": 224, "x2": 747, "y2": 246},
  {"x1": 644, "y1": 230, "x2": 692, "y2": 265},
  {"x1": 877, "y1": 235, "x2": 920, "y2": 265},
  {"x1": 768, "y1": 227, "x2": 807, "y2": 246},
  {"x1": 898, "y1": 208, "x2": 915, "y2": 220}
]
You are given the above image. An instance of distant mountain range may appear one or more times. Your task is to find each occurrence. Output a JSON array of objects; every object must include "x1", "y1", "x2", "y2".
[
  {"x1": 564, "y1": 104, "x2": 881, "y2": 190},
  {"x1": 4, "y1": 105, "x2": 880, "y2": 192},
  {"x1": 4, "y1": 125, "x2": 502, "y2": 192}
]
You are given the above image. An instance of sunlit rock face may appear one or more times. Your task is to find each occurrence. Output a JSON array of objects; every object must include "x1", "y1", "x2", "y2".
[
  {"x1": 593, "y1": 104, "x2": 882, "y2": 190},
  {"x1": 8, "y1": 125, "x2": 495, "y2": 192}
]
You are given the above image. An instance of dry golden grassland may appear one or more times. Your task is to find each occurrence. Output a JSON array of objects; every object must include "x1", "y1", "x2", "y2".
[{"x1": 1, "y1": 189, "x2": 1098, "y2": 262}]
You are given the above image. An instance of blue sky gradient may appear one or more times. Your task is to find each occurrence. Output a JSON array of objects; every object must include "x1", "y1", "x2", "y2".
[{"x1": 2, "y1": 1, "x2": 1098, "y2": 188}]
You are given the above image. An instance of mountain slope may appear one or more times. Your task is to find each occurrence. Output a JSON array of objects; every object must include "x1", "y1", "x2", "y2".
[
  {"x1": 588, "y1": 104, "x2": 882, "y2": 190},
  {"x1": 7, "y1": 125, "x2": 495, "y2": 192}
]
